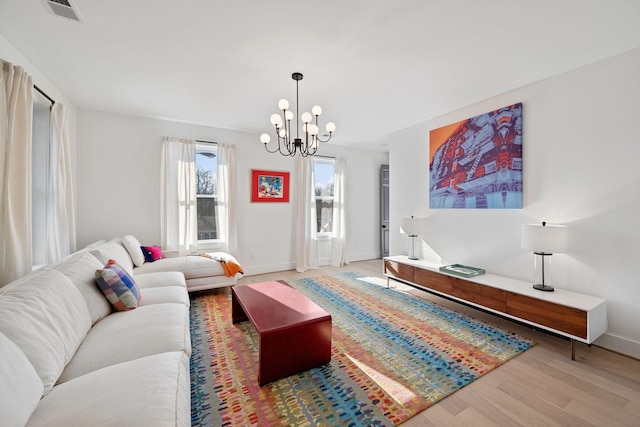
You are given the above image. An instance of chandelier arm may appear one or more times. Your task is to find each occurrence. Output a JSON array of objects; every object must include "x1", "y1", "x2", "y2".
[
  {"x1": 285, "y1": 115, "x2": 292, "y2": 146},
  {"x1": 263, "y1": 132, "x2": 282, "y2": 154},
  {"x1": 283, "y1": 132, "x2": 299, "y2": 157},
  {"x1": 277, "y1": 136, "x2": 288, "y2": 156},
  {"x1": 284, "y1": 134, "x2": 294, "y2": 154},
  {"x1": 277, "y1": 138, "x2": 291, "y2": 156},
  {"x1": 315, "y1": 133, "x2": 333, "y2": 143}
]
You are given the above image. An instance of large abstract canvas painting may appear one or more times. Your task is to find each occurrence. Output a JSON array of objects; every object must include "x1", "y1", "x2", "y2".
[{"x1": 429, "y1": 102, "x2": 522, "y2": 209}]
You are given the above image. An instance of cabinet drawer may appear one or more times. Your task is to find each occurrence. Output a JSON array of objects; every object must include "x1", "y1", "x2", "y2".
[
  {"x1": 414, "y1": 268, "x2": 453, "y2": 294},
  {"x1": 384, "y1": 260, "x2": 414, "y2": 282},
  {"x1": 506, "y1": 293, "x2": 587, "y2": 338},
  {"x1": 451, "y1": 278, "x2": 507, "y2": 312}
]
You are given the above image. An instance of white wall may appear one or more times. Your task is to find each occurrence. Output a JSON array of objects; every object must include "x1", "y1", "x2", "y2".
[
  {"x1": 387, "y1": 47, "x2": 640, "y2": 358},
  {"x1": 76, "y1": 109, "x2": 388, "y2": 275}
]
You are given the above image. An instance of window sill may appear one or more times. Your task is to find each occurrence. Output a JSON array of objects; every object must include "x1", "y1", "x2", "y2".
[{"x1": 198, "y1": 240, "x2": 223, "y2": 251}]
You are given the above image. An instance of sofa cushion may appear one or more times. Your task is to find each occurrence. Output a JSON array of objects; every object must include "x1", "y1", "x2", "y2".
[
  {"x1": 139, "y1": 286, "x2": 189, "y2": 306},
  {"x1": 142, "y1": 245, "x2": 165, "y2": 262},
  {"x1": 0, "y1": 331, "x2": 44, "y2": 427},
  {"x1": 134, "y1": 254, "x2": 226, "y2": 279},
  {"x1": 135, "y1": 271, "x2": 187, "y2": 290},
  {"x1": 95, "y1": 260, "x2": 141, "y2": 311},
  {"x1": 48, "y1": 251, "x2": 112, "y2": 324},
  {"x1": 90, "y1": 238, "x2": 135, "y2": 275},
  {"x1": 58, "y1": 303, "x2": 190, "y2": 383},
  {"x1": 27, "y1": 351, "x2": 191, "y2": 427},
  {"x1": 122, "y1": 234, "x2": 146, "y2": 267},
  {"x1": 0, "y1": 269, "x2": 92, "y2": 396}
]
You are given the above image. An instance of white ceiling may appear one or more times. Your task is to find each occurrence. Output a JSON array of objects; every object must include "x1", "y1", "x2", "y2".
[{"x1": 2, "y1": 0, "x2": 640, "y2": 150}]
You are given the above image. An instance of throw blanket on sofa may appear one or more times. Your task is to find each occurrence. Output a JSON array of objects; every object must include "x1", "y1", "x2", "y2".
[{"x1": 196, "y1": 253, "x2": 244, "y2": 277}]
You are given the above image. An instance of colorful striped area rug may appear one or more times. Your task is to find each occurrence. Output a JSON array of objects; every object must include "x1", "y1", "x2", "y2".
[{"x1": 189, "y1": 272, "x2": 535, "y2": 426}]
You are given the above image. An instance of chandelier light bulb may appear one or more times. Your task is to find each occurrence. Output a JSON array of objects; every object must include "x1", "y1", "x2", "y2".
[
  {"x1": 312, "y1": 105, "x2": 322, "y2": 116},
  {"x1": 301, "y1": 112, "x2": 312, "y2": 123},
  {"x1": 308, "y1": 124, "x2": 319, "y2": 136},
  {"x1": 278, "y1": 99, "x2": 289, "y2": 110},
  {"x1": 325, "y1": 122, "x2": 336, "y2": 133},
  {"x1": 260, "y1": 133, "x2": 271, "y2": 144},
  {"x1": 285, "y1": 110, "x2": 293, "y2": 121},
  {"x1": 279, "y1": 129, "x2": 287, "y2": 138},
  {"x1": 270, "y1": 113, "x2": 282, "y2": 127}
]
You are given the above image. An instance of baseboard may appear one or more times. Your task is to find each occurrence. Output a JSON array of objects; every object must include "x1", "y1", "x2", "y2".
[
  {"x1": 241, "y1": 254, "x2": 381, "y2": 277},
  {"x1": 242, "y1": 262, "x2": 295, "y2": 277},
  {"x1": 348, "y1": 252, "x2": 382, "y2": 263},
  {"x1": 594, "y1": 332, "x2": 640, "y2": 360}
]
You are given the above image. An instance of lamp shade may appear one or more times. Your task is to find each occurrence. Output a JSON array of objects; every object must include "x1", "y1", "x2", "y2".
[
  {"x1": 400, "y1": 216, "x2": 423, "y2": 236},
  {"x1": 521, "y1": 223, "x2": 568, "y2": 253}
]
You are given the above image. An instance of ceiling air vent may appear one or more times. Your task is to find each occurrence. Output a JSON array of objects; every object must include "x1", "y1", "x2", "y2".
[{"x1": 45, "y1": 0, "x2": 82, "y2": 21}]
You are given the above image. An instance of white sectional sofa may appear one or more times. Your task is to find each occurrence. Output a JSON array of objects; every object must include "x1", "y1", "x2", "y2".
[{"x1": 0, "y1": 235, "x2": 241, "y2": 427}]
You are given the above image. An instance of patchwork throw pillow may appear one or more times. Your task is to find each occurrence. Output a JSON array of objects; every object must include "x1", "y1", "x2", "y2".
[
  {"x1": 95, "y1": 260, "x2": 141, "y2": 311},
  {"x1": 141, "y1": 246, "x2": 165, "y2": 263}
]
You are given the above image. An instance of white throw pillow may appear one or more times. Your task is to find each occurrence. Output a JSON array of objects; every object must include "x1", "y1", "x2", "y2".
[
  {"x1": 0, "y1": 269, "x2": 92, "y2": 396},
  {"x1": 48, "y1": 251, "x2": 112, "y2": 325},
  {"x1": 90, "y1": 239, "x2": 135, "y2": 274},
  {"x1": 122, "y1": 235, "x2": 146, "y2": 267},
  {"x1": 0, "y1": 332, "x2": 43, "y2": 426}
]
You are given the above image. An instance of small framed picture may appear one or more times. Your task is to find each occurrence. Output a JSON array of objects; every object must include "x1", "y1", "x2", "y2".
[{"x1": 251, "y1": 169, "x2": 290, "y2": 203}]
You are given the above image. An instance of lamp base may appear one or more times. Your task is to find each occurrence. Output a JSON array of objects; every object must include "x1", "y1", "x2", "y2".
[
  {"x1": 407, "y1": 234, "x2": 419, "y2": 261},
  {"x1": 533, "y1": 283, "x2": 555, "y2": 292}
]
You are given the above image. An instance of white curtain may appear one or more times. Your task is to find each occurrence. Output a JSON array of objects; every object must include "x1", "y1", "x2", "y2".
[
  {"x1": 215, "y1": 143, "x2": 237, "y2": 254},
  {"x1": 47, "y1": 102, "x2": 76, "y2": 262},
  {"x1": 0, "y1": 61, "x2": 33, "y2": 286},
  {"x1": 161, "y1": 137, "x2": 197, "y2": 254},
  {"x1": 330, "y1": 156, "x2": 348, "y2": 266},
  {"x1": 294, "y1": 155, "x2": 318, "y2": 272}
]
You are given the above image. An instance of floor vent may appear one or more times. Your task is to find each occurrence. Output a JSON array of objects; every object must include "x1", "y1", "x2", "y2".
[{"x1": 45, "y1": 0, "x2": 82, "y2": 21}]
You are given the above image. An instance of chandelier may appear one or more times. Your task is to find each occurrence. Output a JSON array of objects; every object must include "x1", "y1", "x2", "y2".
[{"x1": 260, "y1": 72, "x2": 336, "y2": 157}]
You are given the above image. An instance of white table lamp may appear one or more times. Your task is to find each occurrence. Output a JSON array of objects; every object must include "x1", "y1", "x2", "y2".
[
  {"x1": 521, "y1": 221, "x2": 568, "y2": 292},
  {"x1": 401, "y1": 216, "x2": 423, "y2": 260}
]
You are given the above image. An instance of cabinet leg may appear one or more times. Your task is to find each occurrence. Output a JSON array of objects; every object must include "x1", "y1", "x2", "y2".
[{"x1": 571, "y1": 339, "x2": 575, "y2": 361}]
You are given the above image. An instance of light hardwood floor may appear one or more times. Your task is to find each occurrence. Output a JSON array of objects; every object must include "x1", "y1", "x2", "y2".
[{"x1": 237, "y1": 259, "x2": 640, "y2": 426}]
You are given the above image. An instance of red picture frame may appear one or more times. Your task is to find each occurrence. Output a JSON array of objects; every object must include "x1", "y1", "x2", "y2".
[{"x1": 251, "y1": 169, "x2": 290, "y2": 203}]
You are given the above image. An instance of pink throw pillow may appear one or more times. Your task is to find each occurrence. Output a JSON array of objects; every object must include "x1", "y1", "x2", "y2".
[{"x1": 141, "y1": 246, "x2": 165, "y2": 263}]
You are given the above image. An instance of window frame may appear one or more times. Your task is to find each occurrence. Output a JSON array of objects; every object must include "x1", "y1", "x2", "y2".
[
  {"x1": 313, "y1": 156, "x2": 335, "y2": 238},
  {"x1": 195, "y1": 142, "x2": 219, "y2": 246}
]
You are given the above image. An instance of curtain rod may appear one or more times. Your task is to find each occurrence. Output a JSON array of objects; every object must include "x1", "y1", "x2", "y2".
[
  {"x1": 34, "y1": 84, "x2": 55, "y2": 106},
  {"x1": 195, "y1": 139, "x2": 217, "y2": 144},
  {"x1": 314, "y1": 154, "x2": 335, "y2": 160}
]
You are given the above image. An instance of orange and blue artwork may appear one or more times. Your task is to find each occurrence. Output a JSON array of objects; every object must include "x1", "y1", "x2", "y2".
[
  {"x1": 429, "y1": 102, "x2": 522, "y2": 209},
  {"x1": 251, "y1": 169, "x2": 289, "y2": 203}
]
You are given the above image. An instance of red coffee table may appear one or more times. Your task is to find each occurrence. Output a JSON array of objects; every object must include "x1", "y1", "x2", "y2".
[{"x1": 231, "y1": 281, "x2": 332, "y2": 385}]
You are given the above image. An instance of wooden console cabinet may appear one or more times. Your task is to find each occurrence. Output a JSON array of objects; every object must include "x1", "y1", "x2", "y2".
[{"x1": 383, "y1": 256, "x2": 607, "y2": 360}]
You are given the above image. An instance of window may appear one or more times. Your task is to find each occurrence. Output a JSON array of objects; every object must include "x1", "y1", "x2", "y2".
[
  {"x1": 314, "y1": 157, "x2": 335, "y2": 234},
  {"x1": 196, "y1": 144, "x2": 217, "y2": 241}
]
